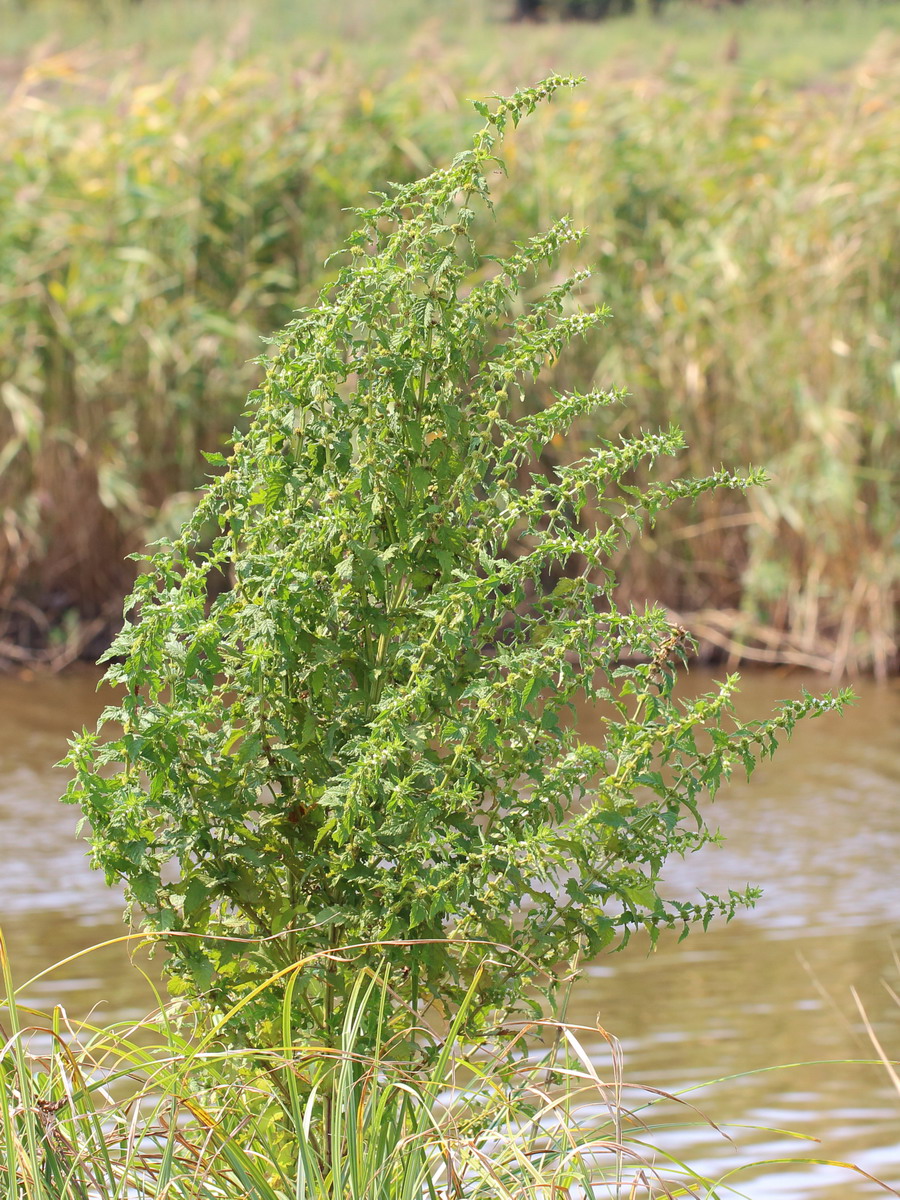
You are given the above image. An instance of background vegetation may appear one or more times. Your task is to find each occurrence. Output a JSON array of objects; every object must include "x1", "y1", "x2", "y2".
[{"x1": 1, "y1": 0, "x2": 898, "y2": 675}]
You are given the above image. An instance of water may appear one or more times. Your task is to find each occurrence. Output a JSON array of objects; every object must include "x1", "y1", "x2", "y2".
[{"x1": 1, "y1": 665, "x2": 898, "y2": 1196}]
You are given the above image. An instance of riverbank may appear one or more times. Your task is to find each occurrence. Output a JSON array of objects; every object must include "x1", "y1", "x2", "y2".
[{"x1": 1, "y1": 1, "x2": 898, "y2": 676}]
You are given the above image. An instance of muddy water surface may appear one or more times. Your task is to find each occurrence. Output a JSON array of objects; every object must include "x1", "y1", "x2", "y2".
[{"x1": 1, "y1": 666, "x2": 898, "y2": 1197}]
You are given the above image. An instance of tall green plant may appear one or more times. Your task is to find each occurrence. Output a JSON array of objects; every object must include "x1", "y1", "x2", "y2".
[{"x1": 64, "y1": 76, "x2": 845, "y2": 1048}]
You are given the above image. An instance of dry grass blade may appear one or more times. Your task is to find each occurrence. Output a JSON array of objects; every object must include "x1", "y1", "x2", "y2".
[{"x1": 851, "y1": 985, "x2": 900, "y2": 1098}]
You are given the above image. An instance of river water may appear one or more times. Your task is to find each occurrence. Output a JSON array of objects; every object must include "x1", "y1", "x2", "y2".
[{"x1": 1, "y1": 665, "x2": 898, "y2": 1197}]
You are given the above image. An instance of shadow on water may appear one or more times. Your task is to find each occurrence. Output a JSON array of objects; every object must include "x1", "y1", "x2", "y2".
[{"x1": 1, "y1": 664, "x2": 898, "y2": 1196}]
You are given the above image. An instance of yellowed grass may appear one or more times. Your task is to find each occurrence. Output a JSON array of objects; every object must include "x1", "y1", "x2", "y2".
[{"x1": 0, "y1": 23, "x2": 897, "y2": 673}]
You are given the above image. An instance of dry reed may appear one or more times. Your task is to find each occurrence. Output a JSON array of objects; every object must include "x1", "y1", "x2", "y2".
[{"x1": 1, "y1": 28, "x2": 897, "y2": 673}]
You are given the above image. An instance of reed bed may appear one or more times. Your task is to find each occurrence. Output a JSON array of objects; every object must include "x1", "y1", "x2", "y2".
[{"x1": 1, "y1": 20, "x2": 897, "y2": 673}]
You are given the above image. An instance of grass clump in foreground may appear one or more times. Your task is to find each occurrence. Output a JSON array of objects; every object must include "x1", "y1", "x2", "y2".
[
  {"x1": 2, "y1": 931, "x2": 896, "y2": 1200},
  {"x1": 62, "y1": 71, "x2": 847, "y2": 1128}
]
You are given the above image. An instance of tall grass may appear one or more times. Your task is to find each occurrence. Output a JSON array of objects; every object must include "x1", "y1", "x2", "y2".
[
  {"x1": 531, "y1": 42, "x2": 900, "y2": 678},
  {"x1": 0, "y1": 16, "x2": 897, "y2": 673},
  {"x1": 3, "y1": 931, "x2": 896, "y2": 1199},
  {"x1": 0, "y1": 49, "x2": 451, "y2": 651}
]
